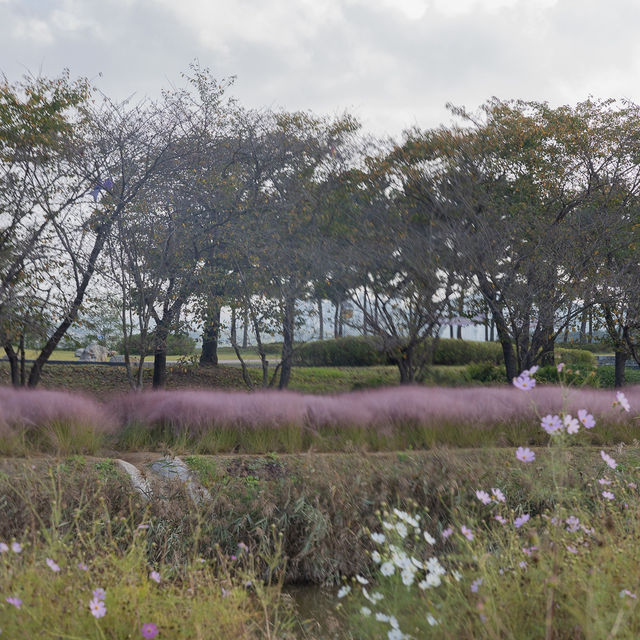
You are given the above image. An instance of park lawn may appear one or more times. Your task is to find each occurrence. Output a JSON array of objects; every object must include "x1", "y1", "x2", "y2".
[{"x1": 0, "y1": 361, "x2": 405, "y2": 395}]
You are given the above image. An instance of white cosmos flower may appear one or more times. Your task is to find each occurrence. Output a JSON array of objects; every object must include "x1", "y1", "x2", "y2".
[
  {"x1": 356, "y1": 575, "x2": 369, "y2": 585},
  {"x1": 371, "y1": 532, "x2": 385, "y2": 544},
  {"x1": 427, "y1": 613, "x2": 439, "y2": 626},
  {"x1": 371, "y1": 551, "x2": 382, "y2": 563},
  {"x1": 395, "y1": 522, "x2": 408, "y2": 538},
  {"x1": 426, "y1": 557, "x2": 446, "y2": 576},
  {"x1": 423, "y1": 531, "x2": 436, "y2": 545},
  {"x1": 337, "y1": 585, "x2": 351, "y2": 598},
  {"x1": 381, "y1": 562, "x2": 395, "y2": 576},
  {"x1": 376, "y1": 612, "x2": 390, "y2": 623},
  {"x1": 401, "y1": 567, "x2": 415, "y2": 586},
  {"x1": 360, "y1": 606, "x2": 372, "y2": 617}
]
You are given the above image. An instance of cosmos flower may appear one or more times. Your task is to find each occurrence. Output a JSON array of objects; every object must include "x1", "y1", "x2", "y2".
[
  {"x1": 140, "y1": 623, "x2": 159, "y2": 639},
  {"x1": 516, "y1": 447, "x2": 535, "y2": 463},
  {"x1": 89, "y1": 598, "x2": 106, "y2": 618}
]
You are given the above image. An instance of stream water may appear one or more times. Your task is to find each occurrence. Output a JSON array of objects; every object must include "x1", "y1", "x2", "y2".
[{"x1": 286, "y1": 584, "x2": 350, "y2": 638}]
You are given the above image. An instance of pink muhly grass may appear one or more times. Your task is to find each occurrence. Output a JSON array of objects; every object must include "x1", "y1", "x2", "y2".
[
  {"x1": 0, "y1": 387, "x2": 115, "y2": 439},
  {"x1": 2, "y1": 384, "x2": 633, "y2": 443}
]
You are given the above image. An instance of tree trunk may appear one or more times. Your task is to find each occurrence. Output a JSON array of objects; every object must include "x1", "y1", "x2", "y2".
[
  {"x1": 28, "y1": 216, "x2": 116, "y2": 387},
  {"x1": 456, "y1": 292, "x2": 464, "y2": 339},
  {"x1": 333, "y1": 303, "x2": 340, "y2": 339},
  {"x1": 579, "y1": 309, "x2": 588, "y2": 343},
  {"x1": 317, "y1": 298, "x2": 324, "y2": 340},
  {"x1": 19, "y1": 333, "x2": 25, "y2": 386},
  {"x1": 152, "y1": 323, "x2": 169, "y2": 389},
  {"x1": 397, "y1": 349, "x2": 415, "y2": 384},
  {"x1": 562, "y1": 305, "x2": 572, "y2": 343},
  {"x1": 242, "y1": 309, "x2": 248, "y2": 348},
  {"x1": 278, "y1": 296, "x2": 295, "y2": 390},
  {"x1": 490, "y1": 319, "x2": 495, "y2": 342},
  {"x1": 588, "y1": 309, "x2": 593, "y2": 343},
  {"x1": 615, "y1": 349, "x2": 626, "y2": 388},
  {"x1": 4, "y1": 342, "x2": 19, "y2": 386},
  {"x1": 230, "y1": 306, "x2": 237, "y2": 346},
  {"x1": 200, "y1": 303, "x2": 221, "y2": 366}
]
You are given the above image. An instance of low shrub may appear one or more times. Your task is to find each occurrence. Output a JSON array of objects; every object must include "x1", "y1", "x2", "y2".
[
  {"x1": 465, "y1": 362, "x2": 505, "y2": 383},
  {"x1": 555, "y1": 347, "x2": 596, "y2": 367},
  {"x1": 433, "y1": 339, "x2": 503, "y2": 366},
  {"x1": 293, "y1": 337, "x2": 387, "y2": 367},
  {"x1": 556, "y1": 341, "x2": 612, "y2": 353},
  {"x1": 115, "y1": 332, "x2": 196, "y2": 356}
]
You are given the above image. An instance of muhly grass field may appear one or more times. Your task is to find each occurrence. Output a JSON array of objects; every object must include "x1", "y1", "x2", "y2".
[
  {"x1": 0, "y1": 382, "x2": 638, "y2": 455},
  {"x1": 3, "y1": 369, "x2": 640, "y2": 636}
]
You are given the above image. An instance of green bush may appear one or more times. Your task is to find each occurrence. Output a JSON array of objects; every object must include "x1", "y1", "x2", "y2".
[
  {"x1": 555, "y1": 341, "x2": 611, "y2": 353},
  {"x1": 596, "y1": 365, "x2": 640, "y2": 388},
  {"x1": 465, "y1": 362, "x2": 505, "y2": 383},
  {"x1": 433, "y1": 339, "x2": 503, "y2": 365},
  {"x1": 260, "y1": 341, "x2": 283, "y2": 355},
  {"x1": 555, "y1": 347, "x2": 596, "y2": 367},
  {"x1": 293, "y1": 336, "x2": 387, "y2": 367},
  {"x1": 116, "y1": 332, "x2": 196, "y2": 356}
]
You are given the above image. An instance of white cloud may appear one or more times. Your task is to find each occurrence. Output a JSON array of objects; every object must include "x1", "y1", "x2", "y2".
[{"x1": 0, "y1": 0, "x2": 639, "y2": 137}]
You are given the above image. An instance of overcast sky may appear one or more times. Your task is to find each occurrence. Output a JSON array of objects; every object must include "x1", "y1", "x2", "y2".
[{"x1": 1, "y1": 0, "x2": 639, "y2": 138}]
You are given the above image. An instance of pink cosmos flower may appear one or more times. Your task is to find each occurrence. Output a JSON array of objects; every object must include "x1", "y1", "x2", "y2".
[
  {"x1": 564, "y1": 414, "x2": 580, "y2": 435},
  {"x1": 621, "y1": 590, "x2": 637, "y2": 599},
  {"x1": 577, "y1": 409, "x2": 596, "y2": 429},
  {"x1": 461, "y1": 525, "x2": 474, "y2": 541},
  {"x1": 46, "y1": 558, "x2": 60, "y2": 572},
  {"x1": 513, "y1": 374, "x2": 535, "y2": 391},
  {"x1": 598, "y1": 478, "x2": 612, "y2": 485},
  {"x1": 141, "y1": 623, "x2": 159, "y2": 639},
  {"x1": 601, "y1": 450, "x2": 617, "y2": 470},
  {"x1": 541, "y1": 414, "x2": 562, "y2": 434},
  {"x1": 11, "y1": 542, "x2": 21, "y2": 553},
  {"x1": 475, "y1": 490, "x2": 491, "y2": 505},
  {"x1": 514, "y1": 514, "x2": 530, "y2": 529},
  {"x1": 6, "y1": 596, "x2": 22, "y2": 609},
  {"x1": 0, "y1": 543, "x2": 8, "y2": 553},
  {"x1": 137, "y1": 524, "x2": 149, "y2": 531},
  {"x1": 519, "y1": 561, "x2": 528, "y2": 569},
  {"x1": 491, "y1": 488, "x2": 505, "y2": 503},
  {"x1": 566, "y1": 545, "x2": 578, "y2": 554},
  {"x1": 89, "y1": 597, "x2": 106, "y2": 618},
  {"x1": 77, "y1": 562, "x2": 88, "y2": 571},
  {"x1": 602, "y1": 491, "x2": 615, "y2": 501},
  {"x1": 470, "y1": 577, "x2": 483, "y2": 593},
  {"x1": 628, "y1": 482, "x2": 638, "y2": 489},
  {"x1": 92, "y1": 588, "x2": 106, "y2": 601},
  {"x1": 441, "y1": 527, "x2": 454, "y2": 539},
  {"x1": 149, "y1": 570, "x2": 161, "y2": 584},
  {"x1": 616, "y1": 391, "x2": 631, "y2": 412},
  {"x1": 557, "y1": 362, "x2": 565, "y2": 373},
  {"x1": 494, "y1": 515, "x2": 507, "y2": 525},
  {"x1": 565, "y1": 516, "x2": 580, "y2": 532},
  {"x1": 516, "y1": 447, "x2": 535, "y2": 463}
]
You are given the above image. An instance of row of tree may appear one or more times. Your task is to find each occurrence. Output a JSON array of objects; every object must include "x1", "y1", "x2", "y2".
[{"x1": 2, "y1": 67, "x2": 639, "y2": 388}]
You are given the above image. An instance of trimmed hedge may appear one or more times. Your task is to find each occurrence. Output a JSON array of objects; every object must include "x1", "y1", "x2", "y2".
[
  {"x1": 292, "y1": 337, "x2": 596, "y2": 369},
  {"x1": 116, "y1": 332, "x2": 196, "y2": 356},
  {"x1": 555, "y1": 341, "x2": 611, "y2": 354},
  {"x1": 293, "y1": 337, "x2": 387, "y2": 367},
  {"x1": 433, "y1": 339, "x2": 503, "y2": 365},
  {"x1": 555, "y1": 347, "x2": 596, "y2": 367}
]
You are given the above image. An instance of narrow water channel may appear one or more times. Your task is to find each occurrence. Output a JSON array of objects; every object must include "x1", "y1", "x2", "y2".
[{"x1": 285, "y1": 584, "x2": 351, "y2": 639}]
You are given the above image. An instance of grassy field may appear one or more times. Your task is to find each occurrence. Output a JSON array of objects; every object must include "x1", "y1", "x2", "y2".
[
  {"x1": 2, "y1": 445, "x2": 640, "y2": 637},
  {"x1": 4, "y1": 354, "x2": 640, "y2": 636}
]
